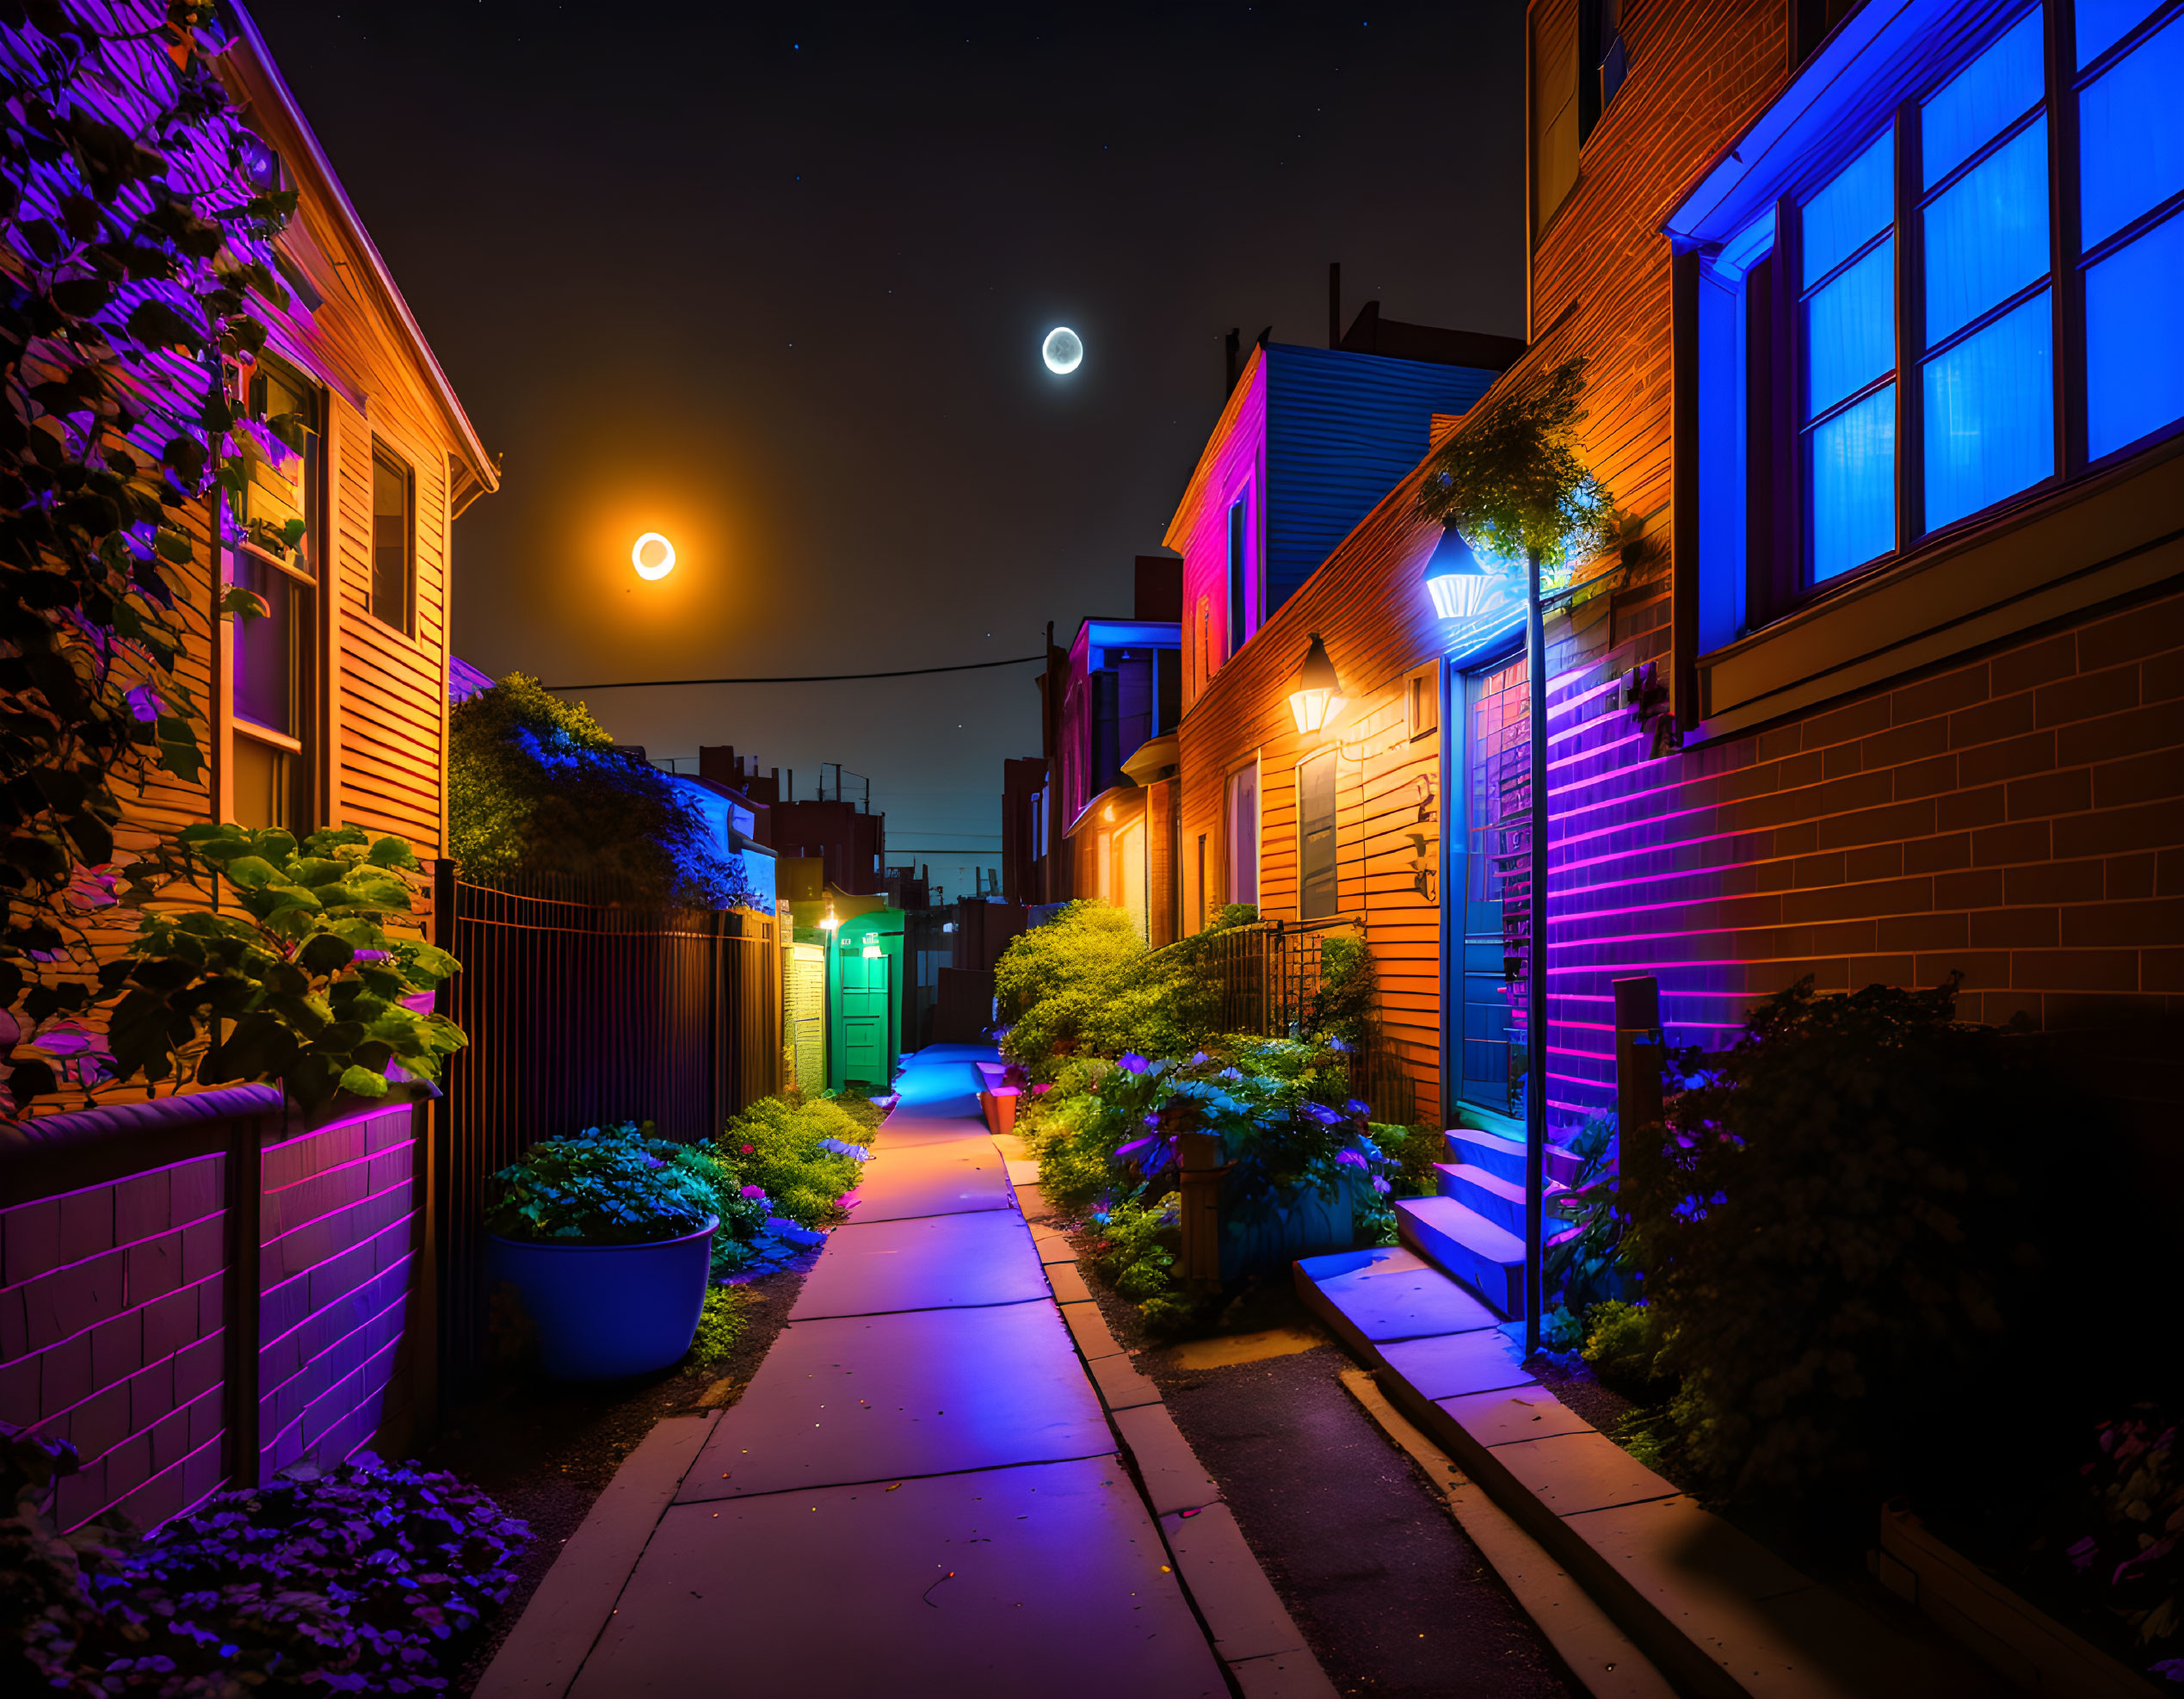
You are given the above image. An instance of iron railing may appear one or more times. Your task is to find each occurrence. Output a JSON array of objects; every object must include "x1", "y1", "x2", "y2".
[
  {"x1": 1170, "y1": 916, "x2": 1417, "y2": 1126},
  {"x1": 430, "y1": 864, "x2": 780, "y2": 1381}
]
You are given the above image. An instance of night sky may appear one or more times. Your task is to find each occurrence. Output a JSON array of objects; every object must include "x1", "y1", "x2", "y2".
[{"x1": 247, "y1": 1, "x2": 1525, "y2": 897}]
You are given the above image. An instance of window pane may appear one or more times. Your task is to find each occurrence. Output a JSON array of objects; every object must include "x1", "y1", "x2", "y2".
[
  {"x1": 1805, "y1": 237, "x2": 1896, "y2": 418},
  {"x1": 1923, "y1": 114, "x2": 2051, "y2": 343},
  {"x1": 1299, "y1": 751, "x2": 1336, "y2": 920},
  {"x1": 372, "y1": 454, "x2": 411, "y2": 633},
  {"x1": 231, "y1": 553, "x2": 293, "y2": 735},
  {"x1": 1809, "y1": 384, "x2": 1897, "y2": 580},
  {"x1": 1922, "y1": 292, "x2": 2055, "y2": 528},
  {"x1": 2077, "y1": 0, "x2": 2161, "y2": 65},
  {"x1": 2079, "y1": 12, "x2": 2184, "y2": 250},
  {"x1": 2086, "y1": 207, "x2": 2184, "y2": 455},
  {"x1": 1924, "y1": 8, "x2": 2045, "y2": 188},
  {"x1": 1802, "y1": 127, "x2": 1895, "y2": 287}
]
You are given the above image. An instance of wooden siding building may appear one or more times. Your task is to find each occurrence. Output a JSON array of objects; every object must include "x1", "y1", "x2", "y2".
[{"x1": 216, "y1": 13, "x2": 497, "y2": 863}]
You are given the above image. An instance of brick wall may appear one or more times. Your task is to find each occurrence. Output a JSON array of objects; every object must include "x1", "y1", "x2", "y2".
[
  {"x1": 0, "y1": 1094, "x2": 428, "y2": 1531},
  {"x1": 256, "y1": 1108, "x2": 423, "y2": 1481},
  {"x1": 0, "y1": 1149, "x2": 230, "y2": 1531},
  {"x1": 1541, "y1": 578, "x2": 2184, "y2": 1188}
]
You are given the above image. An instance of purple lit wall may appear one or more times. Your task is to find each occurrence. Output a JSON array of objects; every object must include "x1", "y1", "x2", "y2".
[{"x1": 0, "y1": 1097, "x2": 425, "y2": 1530}]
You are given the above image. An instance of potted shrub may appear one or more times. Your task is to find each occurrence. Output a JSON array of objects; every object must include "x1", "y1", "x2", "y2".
[{"x1": 485, "y1": 1122, "x2": 738, "y2": 1378}]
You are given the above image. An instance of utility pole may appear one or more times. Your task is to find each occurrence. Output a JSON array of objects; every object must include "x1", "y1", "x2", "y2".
[{"x1": 1525, "y1": 546, "x2": 1549, "y2": 1357}]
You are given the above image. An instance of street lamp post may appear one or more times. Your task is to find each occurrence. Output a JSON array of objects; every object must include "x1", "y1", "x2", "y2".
[{"x1": 1524, "y1": 547, "x2": 1548, "y2": 1358}]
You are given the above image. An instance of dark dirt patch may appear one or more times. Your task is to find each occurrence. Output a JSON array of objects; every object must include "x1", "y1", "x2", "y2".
[{"x1": 429, "y1": 1259, "x2": 811, "y2": 1696}]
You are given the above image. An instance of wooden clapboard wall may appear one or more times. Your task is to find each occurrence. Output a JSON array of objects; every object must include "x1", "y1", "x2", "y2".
[
  {"x1": 219, "y1": 22, "x2": 497, "y2": 874},
  {"x1": 1175, "y1": 467, "x2": 1456, "y2": 1126}
]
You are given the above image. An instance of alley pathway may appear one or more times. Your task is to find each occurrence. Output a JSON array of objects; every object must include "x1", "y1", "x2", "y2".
[{"x1": 483, "y1": 1046, "x2": 1236, "y2": 1698}]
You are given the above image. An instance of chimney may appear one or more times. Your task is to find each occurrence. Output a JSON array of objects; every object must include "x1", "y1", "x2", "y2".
[{"x1": 1328, "y1": 262, "x2": 1340, "y2": 349}]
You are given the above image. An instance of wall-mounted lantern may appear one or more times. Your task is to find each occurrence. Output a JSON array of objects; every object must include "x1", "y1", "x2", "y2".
[
  {"x1": 861, "y1": 943, "x2": 885, "y2": 959},
  {"x1": 1422, "y1": 528, "x2": 1498, "y2": 621},
  {"x1": 821, "y1": 902, "x2": 839, "y2": 932},
  {"x1": 1286, "y1": 633, "x2": 1347, "y2": 736}
]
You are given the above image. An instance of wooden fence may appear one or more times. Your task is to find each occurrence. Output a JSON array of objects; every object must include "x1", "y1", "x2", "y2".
[{"x1": 429, "y1": 867, "x2": 780, "y2": 1384}]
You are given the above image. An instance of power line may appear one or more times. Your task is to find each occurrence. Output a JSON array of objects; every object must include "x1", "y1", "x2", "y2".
[{"x1": 546, "y1": 654, "x2": 1044, "y2": 691}]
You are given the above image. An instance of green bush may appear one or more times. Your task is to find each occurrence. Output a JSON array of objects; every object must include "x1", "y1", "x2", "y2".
[
  {"x1": 485, "y1": 1121, "x2": 768, "y2": 1277},
  {"x1": 1543, "y1": 1113, "x2": 1635, "y2": 1314},
  {"x1": 1087, "y1": 1192, "x2": 1181, "y2": 1301},
  {"x1": 451, "y1": 674, "x2": 761, "y2": 906},
  {"x1": 994, "y1": 902, "x2": 1212, "y2": 1078},
  {"x1": 718, "y1": 1096, "x2": 870, "y2": 1226},
  {"x1": 1625, "y1": 978, "x2": 2101, "y2": 1507},
  {"x1": 1582, "y1": 1299, "x2": 1669, "y2": 1397},
  {"x1": 688, "y1": 1286, "x2": 745, "y2": 1368}
]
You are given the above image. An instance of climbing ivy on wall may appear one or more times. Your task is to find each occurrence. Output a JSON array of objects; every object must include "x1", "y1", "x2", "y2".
[{"x1": 2, "y1": 3, "x2": 344, "y2": 1112}]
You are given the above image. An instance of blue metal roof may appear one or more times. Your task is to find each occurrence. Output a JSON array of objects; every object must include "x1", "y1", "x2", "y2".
[{"x1": 1262, "y1": 343, "x2": 1500, "y2": 617}]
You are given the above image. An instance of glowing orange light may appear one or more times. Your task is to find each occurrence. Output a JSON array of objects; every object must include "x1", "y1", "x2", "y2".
[{"x1": 632, "y1": 532, "x2": 676, "y2": 580}]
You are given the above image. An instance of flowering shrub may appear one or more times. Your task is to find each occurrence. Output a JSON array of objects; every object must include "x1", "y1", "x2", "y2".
[
  {"x1": 3, "y1": 1426, "x2": 527, "y2": 1694},
  {"x1": 716, "y1": 1095, "x2": 870, "y2": 1227},
  {"x1": 485, "y1": 1121, "x2": 767, "y2": 1276},
  {"x1": 1027, "y1": 1035, "x2": 1398, "y2": 1268}
]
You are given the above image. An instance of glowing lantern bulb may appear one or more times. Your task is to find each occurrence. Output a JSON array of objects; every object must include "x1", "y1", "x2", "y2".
[{"x1": 632, "y1": 532, "x2": 676, "y2": 580}]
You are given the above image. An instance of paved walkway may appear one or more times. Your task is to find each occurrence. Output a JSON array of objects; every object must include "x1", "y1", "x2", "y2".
[{"x1": 482, "y1": 1047, "x2": 1237, "y2": 1698}]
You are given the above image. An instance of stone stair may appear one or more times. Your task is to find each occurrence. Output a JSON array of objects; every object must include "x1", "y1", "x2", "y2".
[{"x1": 1393, "y1": 1124, "x2": 1582, "y2": 1320}]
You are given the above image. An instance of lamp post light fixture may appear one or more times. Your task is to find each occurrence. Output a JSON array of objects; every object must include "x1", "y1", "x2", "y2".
[
  {"x1": 1286, "y1": 633, "x2": 1347, "y2": 736},
  {"x1": 631, "y1": 532, "x2": 676, "y2": 581},
  {"x1": 1422, "y1": 528, "x2": 1496, "y2": 621}
]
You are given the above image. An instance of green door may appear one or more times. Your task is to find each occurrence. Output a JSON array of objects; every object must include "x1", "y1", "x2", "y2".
[{"x1": 840, "y1": 950, "x2": 891, "y2": 1085}]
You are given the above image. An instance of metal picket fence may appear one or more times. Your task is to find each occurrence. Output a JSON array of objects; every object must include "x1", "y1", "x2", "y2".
[{"x1": 429, "y1": 865, "x2": 780, "y2": 1382}]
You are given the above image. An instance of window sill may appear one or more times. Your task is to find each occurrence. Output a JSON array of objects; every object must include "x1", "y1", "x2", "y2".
[
  {"x1": 233, "y1": 720, "x2": 304, "y2": 755},
  {"x1": 1693, "y1": 429, "x2": 2184, "y2": 742}
]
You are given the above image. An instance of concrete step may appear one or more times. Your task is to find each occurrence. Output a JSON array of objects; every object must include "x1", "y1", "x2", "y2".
[
  {"x1": 1433, "y1": 1162, "x2": 1567, "y2": 1237},
  {"x1": 1394, "y1": 1195, "x2": 1524, "y2": 1318},
  {"x1": 1446, "y1": 1126, "x2": 1588, "y2": 1189},
  {"x1": 1292, "y1": 1257, "x2": 2008, "y2": 1699}
]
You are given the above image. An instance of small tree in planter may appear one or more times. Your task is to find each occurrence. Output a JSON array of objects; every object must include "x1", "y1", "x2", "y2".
[{"x1": 485, "y1": 1122, "x2": 768, "y2": 1379}]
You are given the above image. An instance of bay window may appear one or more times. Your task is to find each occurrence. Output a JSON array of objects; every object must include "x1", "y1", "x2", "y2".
[{"x1": 1685, "y1": 0, "x2": 2184, "y2": 653}]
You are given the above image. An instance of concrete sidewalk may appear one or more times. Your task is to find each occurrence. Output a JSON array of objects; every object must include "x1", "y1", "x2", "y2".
[{"x1": 478, "y1": 1046, "x2": 1241, "y2": 1699}]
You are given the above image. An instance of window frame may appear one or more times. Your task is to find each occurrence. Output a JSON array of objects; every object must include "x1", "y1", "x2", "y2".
[
  {"x1": 369, "y1": 440, "x2": 416, "y2": 637},
  {"x1": 228, "y1": 354, "x2": 323, "y2": 832},
  {"x1": 1223, "y1": 757, "x2": 1261, "y2": 908},
  {"x1": 1296, "y1": 747, "x2": 1338, "y2": 922},
  {"x1": 1698, "y1": 0, "x2": 2184, "y2": 637}
]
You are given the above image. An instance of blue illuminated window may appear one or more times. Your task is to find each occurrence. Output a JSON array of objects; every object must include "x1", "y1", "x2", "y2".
[
  {"x1": 2081, "y1": 5, "x2": 2184, "y2": 457},
  {"x1": 1685, "y1": 1, "x2": 2184, "y2": 649},
  {"x1": 1799, "y1": 127, "x2": 1897, "y2": 581},
  {"x1": 1917, "y1": 11, "x2": 2055, "y2": 528}
]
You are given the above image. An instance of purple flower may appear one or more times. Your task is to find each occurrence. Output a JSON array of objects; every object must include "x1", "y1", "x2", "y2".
[
  {"x1": 1303, "y1": 1103, "x2": 1344, "y2": 1126},
  {"x1": 739, "y1": 1184, "x2": 766, "y2": 1200},
  {"x1": 1189, "y1": 1051, "x2": 1209, "y2": 1066},
  {"x1": 1119, "y1": 1053, "x2": 1149, "y2": 1073},
  {"x1": 1328, "y1": 1036, "x2": 1351, "y2": 1053},
  {"x1": 1033, "y1": 1082, "x2": 1052, "y2": 1095},
  {"x1": 1143, "y1": 1112, "x2": 1161, "y2": 1128},
  {"x1": 1218, "y1": 1067, "x2": 1243, "y2": 1082},
  {"x1": 1372, "y1": 1177, "x2": 1391, "y2": 1194},
  {"x1": 1335, "y1": 1148, "x2": 1368, "y2": 1169},
  {"x1": 1343, "y1": 1097, "x2": 1373, "y2": 1118},
  {"x1": 125, "y1": 684, "x2": 166, "y2": 723}
]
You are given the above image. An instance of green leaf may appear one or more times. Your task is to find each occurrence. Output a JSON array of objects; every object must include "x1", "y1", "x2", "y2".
[
  {"x1": 219, "y1": 584, "x2": 270, "y2": 621},
  {"x1": 338, "y1": 1065, "x2": 390, "y2": 1099}
]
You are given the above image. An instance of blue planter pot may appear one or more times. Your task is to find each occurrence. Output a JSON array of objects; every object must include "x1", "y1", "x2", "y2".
[{"x1": 488, "y1": 1216, "x2": 716, "y2": 1379}]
